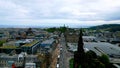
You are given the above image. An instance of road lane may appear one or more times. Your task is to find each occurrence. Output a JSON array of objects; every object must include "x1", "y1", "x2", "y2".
[{"x1": 59, "y1": 34, "x2": 70, "y2": 68}]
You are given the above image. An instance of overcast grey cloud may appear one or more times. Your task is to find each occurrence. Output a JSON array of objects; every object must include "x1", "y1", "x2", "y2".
[{"x1": 0, "y1": 0, "x2": 120, "y2": 27}]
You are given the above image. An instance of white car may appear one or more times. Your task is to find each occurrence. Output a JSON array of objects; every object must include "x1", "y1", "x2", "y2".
[{"x1": 56, "y1": 64, "x2": 59, "y2": 68}]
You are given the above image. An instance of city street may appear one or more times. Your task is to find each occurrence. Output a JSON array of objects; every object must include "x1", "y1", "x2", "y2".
[
  {"x1": 59, "y1": 34, "x2": 73, "y2": 68},
  {"x1": 49, "y1": 34, "x2": 71, "y2": 68}
]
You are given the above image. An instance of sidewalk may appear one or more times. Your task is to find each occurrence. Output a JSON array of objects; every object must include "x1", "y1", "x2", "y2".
[{"x1": 50, "y1": 44, "x2": 60, "y2": 68}]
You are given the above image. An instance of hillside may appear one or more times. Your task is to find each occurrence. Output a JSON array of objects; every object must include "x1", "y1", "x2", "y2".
[{"x1": 89, "y1": 24, "x2": 120, "y2": 32}]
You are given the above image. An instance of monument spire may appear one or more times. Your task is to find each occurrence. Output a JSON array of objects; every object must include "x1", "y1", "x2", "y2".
[
  {"x1": 74, "y1": 29, "x2": 85, "y2": 68},
  {"x1": 78, "y1": 29, "x2": 84, "y2": 52}
]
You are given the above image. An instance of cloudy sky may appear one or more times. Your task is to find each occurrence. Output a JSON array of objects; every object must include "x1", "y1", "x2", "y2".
[{"x1": 0, "y1": 0, "x2": 120, "y2": 27}]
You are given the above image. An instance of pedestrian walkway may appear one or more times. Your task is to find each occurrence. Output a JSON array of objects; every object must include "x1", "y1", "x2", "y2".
[{"x1": 49, "y1": 44, "x2": 60, "y2": 68}]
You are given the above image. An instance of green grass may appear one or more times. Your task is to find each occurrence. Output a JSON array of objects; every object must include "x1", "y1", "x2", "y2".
[
  {"x1": 22, "y1": 40, "x2": 38, "y2": 47},
  {"x1": 0, "y1": 45, "x2": 18, "y2": 49}
]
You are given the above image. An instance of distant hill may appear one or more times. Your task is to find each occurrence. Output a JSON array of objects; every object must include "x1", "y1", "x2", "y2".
[{"x1": 89, "y1": 24, "x2": 120, "y2": 32}]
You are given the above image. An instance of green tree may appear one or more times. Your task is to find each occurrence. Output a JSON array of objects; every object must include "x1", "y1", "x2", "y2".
[
  {"x1": 69, "y1": 58, "x2": 74, "y2": 68},
  {"x1": 85, "y1": 50, "x2": 97, "y2": 60},
  {"x1": 58, "y1": 26, "x2": 67, "y2": 33},
  {"x1": 98, "y1": 54, "x2": 110, "y2": 68},
  {"x1": 46, "y1": 27, "x2": 57, "y2": 32},
  {"x1": 0, "y1": 40, "x2": 6, "y2": 47},
  {"x1": 84, "y1": 50, "x2": 106, "y2": 68}
]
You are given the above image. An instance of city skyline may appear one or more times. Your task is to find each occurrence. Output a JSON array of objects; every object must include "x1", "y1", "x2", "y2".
[{"x1": 0, "y1": 0, "x2": 120, "y2": 27}]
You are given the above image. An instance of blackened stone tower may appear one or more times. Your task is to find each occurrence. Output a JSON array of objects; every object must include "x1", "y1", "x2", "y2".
[{"x1": 74, "y1": 29, "x2": 85, "y2": 68}]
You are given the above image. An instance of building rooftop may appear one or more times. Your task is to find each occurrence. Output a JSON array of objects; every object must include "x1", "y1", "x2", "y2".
[
  {"x1": 0, "y1": 45, "x2": 18, "y2": 49},
  {"x1": 22, "y1": 40, "x2": 39, "y2": 47},
  {"x1": 84, "y1": 42, "x2": 120, "y2": 56},
  {"x1": 25, "y1": 63, "x2": 36, "y2": 65},
  {"x1": 16, "y1": 39, "x2": 34, "y2": 44},
  {"x1": 83, "y1": 36, "x2": 96, "y2": 39},
  {"x1": 41, "y1": 38, "x2": 54, "y2": 45},
  {"x1": 3, "y1": 41, "x2": 16, "y2": 46},
  {"x1": 67, "y1": 42, "x2": 120, "y2": 57}
]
